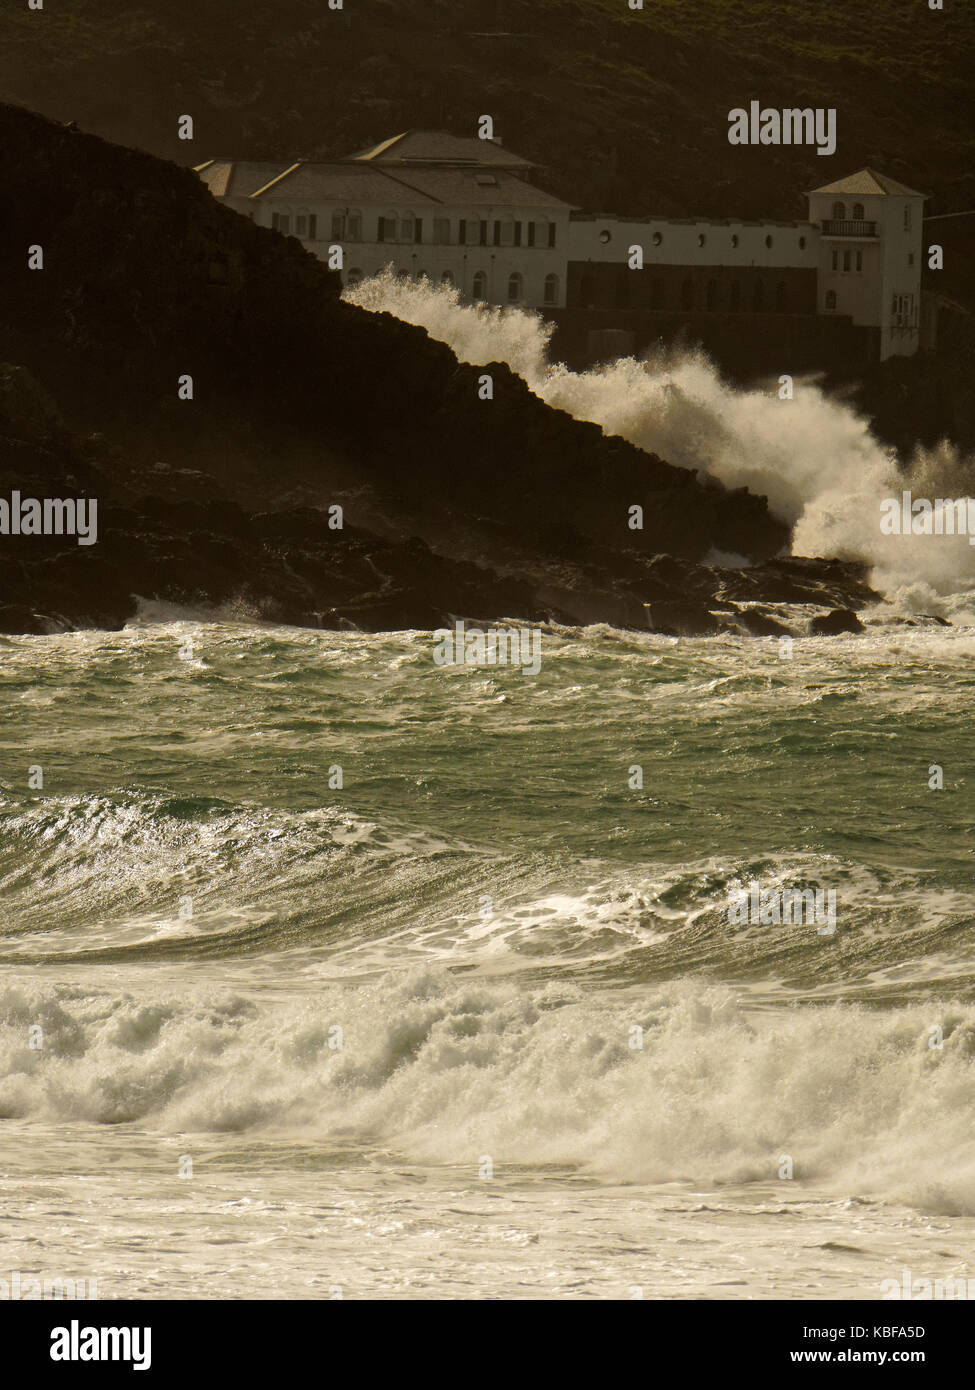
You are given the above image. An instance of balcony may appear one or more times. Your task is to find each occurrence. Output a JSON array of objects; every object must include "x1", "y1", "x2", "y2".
[{"x1": 820, "y1": 220, "x2": 878, "y2": 238}]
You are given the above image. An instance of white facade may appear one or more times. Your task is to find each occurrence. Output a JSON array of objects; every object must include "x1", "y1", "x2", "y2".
[
  {"x1": 257, "y1": 201, "x2": 570, "y2": 309},
  {"x1": 198, "y1": 134, "x2": 573, "y2": 309},
  {"x1": 807, "y1": 174, "x2": 925, "y2": 359},
  {"x1": 197, "y1": 138, "x2": 926, "y2": 360},
  {"x1": 568, "y1": 215, "x2": 819, "y2": 269}
]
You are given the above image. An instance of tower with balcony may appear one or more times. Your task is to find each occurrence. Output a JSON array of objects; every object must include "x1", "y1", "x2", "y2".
[{"x1": 808, "y1": 170, "x2": 926, "y2": 360}]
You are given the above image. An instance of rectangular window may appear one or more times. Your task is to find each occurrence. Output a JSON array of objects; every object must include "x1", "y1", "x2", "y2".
[
  {"x1": 330, "y1": 213, "x2": 344, "y2": 240},
  {"x1": 548, "y1": 223, "x2": 557, "y2": 248},
  {"x1": 458, "y1": 221, "x2": 466, "y2": 246},
  {"x1": 272, "y1": 213, "x2": 290, "y2": 234},
  {"x1": 904, "y1": 205, "x2": 912, "y2": 230},
  {"x1": 346, "y1": 214, "x2": 360, "y2": 241},
  {"x1": 527, "y1": 222, "x2": 535, "y2": 248},
  {"x1": 308, "y1": 214, "x2": 317, "y2": 241},
  {"x1": 831, "y1": 250, "x2": 838, "y2": 271},
  {"x1": 842, "y1": 250, "x2": 851, "y2": 272},
  {"x1": 514, "y1": 222, "x2": 522, "y2": 247},
  {"x1": 479, "y1": 221, "x2": 488, "y2": 246},
  {"x1": 434, "y1": 217, "x2": 451, "y2": 245},
  {"x1": 400, "y1": 218, "x2": 414, "y2": 243},
  {"x1": 856, "y1": 250, "x2": 862, "y2": 272},
  {"x1": 907, "y1": 252, "x2": 914, "y2": 266},
  {"x1": 378, "y1": 217, "x2": 394, "y2": 242},
  {"x1": 296, "y1": 214, "x2": 308, "y2": 238},
  {"x1": 414, "y1": 218, "x2": 423, "y2": 244}
]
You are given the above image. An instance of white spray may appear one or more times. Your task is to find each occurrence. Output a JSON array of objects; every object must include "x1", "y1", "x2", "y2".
[{"x1": 347, "y1": 270, "x2": 975, "y2": 618}]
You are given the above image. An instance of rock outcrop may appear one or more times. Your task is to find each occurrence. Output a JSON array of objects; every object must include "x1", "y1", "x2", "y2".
[{"x1": 0, "y1": 105, "x2": 880, "y2": 635}]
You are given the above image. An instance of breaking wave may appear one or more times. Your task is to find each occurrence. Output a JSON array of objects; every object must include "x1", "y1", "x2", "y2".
[
  {"x1": 3, "y1": 969, "x2": 975, "y2": 1214},
  {"x1": 346, "y1": 271, "x2": 975, "y2": 609}
]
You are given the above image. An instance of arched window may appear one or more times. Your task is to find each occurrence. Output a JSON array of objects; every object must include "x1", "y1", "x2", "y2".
[
  {"x1": 400, "y1": 213, "x2": 416, "y2": 243},
  {"x1": 852, "y1": 203, "x2": 865, "y2": 221},
  {"x1": 706, "y1": 279, "x2": 717, "y2": 310},
  {"x1": 507, "y1": 271, "x2": 523, "y2": 303},
  {"x1": 753, "y1": 279, "x2": 764, "y2": 311},
  {"x1": 544, "y1": 273, "x2": 560, "y2": 306},
  {"x1": 440, "y1": 270, "x2": 454, "y2": 286},
  {"x1": 775, "y1": 281, "x2": 787, "y2": 312},
  {"x1": 346, "y1": 268, "x2": 363, "y2": 286},
  {"x1": 681, "y1": 278, "x2": 694, "y2": 310},
  {"x1": 472, "y1": 270, "x2": 488, "y2": 301},
  {"x1": 825, "y1": 290, "x2": 837, "y2": 311},
  {"x1": 580, "y1": 273, "x2": 596, "y2": 308},
  {"x1": 651, "y1": 231, "x2": 663, "y2": 247},
  {"x1": 729, "y1": 282, "x2": 741, "y2": 312},
  {"x1": 832, "y1": 202, "x2": 846, "y2": 220}
]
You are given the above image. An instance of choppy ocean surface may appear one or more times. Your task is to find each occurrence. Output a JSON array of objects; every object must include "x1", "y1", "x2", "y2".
[{"x1": 0, "y1": 616, "x2": 972, "y2": 1298}]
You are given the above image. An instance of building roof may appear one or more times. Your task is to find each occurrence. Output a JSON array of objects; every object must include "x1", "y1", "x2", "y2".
[
  {"x1": 246, "y1": 162, "x2": 442, "y2": 204},
  {"x1": 808, "y1": 168, "x2": 927, "y2": 198},
  {"x1": 344, "y1": 129, "x2": 536, "y2": 170},
  {"x1": 374, "y1": 166, "x2": 573, "y2": 209},
  {"x1": 195, "y1": 155, "x2": 570, "y2": 210},
  {"x1": 194, "y1": 160, "x2": 294, "y2": 198}
]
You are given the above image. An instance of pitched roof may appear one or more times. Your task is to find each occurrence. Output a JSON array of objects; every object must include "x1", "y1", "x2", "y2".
[
  {"x1": 195, "y1": 158, "x2": 569, "y2": 209},
  {"x1": 371, "y1": 166, "x2": 573, "y2": 209},
  {"x1": 245, "y1": 162, "x2": 442, "y2": 204},
  {"x1": 194, "y1": 160, "x2": 293, "y2": 198},
  {"x1": 345, "y1": 129, "x2": 535, "y2": 170},
  {"x1": 808, "y1": 168, "x2": 927, "y2": 198}
]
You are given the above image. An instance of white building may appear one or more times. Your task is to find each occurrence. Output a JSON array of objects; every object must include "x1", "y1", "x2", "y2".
[
  {"x1": 807, "y1": 170, "x2": 926, "y2": 360},
  {"x1": 196, "y1": 130, "x2": 573, "y2": 309},
  {"x1": 197, "y1": 134, "x2": 926, "y2": 360}
]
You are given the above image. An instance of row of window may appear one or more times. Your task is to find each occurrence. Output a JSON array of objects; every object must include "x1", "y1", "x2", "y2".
[
  {"x1": 831, "y1": 202, "x2": 867, "y2": 221},
  {"x1": 829, "y1": 200, "x2": 913, "y2": 231},
  {"x1": 633, "y1": 230, "x2": 806, "y2": 251},
  {"x1": 376, "y1": 216, "x2": 558, "y2": 249},
  {"x1": 831, "y1": 249, "x2": 864, "y2": 272},
  {"x1": 344, "y1": 268, "x2": 561, "y2": 305},
  {"x1": 269, "y1": 209, "x2": 558, "y2": 248}
]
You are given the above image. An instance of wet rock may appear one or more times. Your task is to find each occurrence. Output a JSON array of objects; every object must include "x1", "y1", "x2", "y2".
[{"x1": 808, "y1": 607, "x2": 865, "y2": 636}]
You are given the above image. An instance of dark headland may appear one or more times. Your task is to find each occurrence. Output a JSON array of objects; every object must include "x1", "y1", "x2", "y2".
[{"x1": 0, "y1": 104, "x2": 882, "y2": 637}]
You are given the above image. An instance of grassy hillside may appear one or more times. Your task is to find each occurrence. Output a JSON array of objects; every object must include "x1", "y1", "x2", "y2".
[{"x1": 3, "y1": 1, "x2": 971, "y2": 216}]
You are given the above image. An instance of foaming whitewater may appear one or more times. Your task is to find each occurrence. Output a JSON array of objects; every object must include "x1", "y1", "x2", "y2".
[
  {"x1": 347, "y1": 270, "x2": 975, "y2": 614},
  {"x1": 2, "y1": 621, "x2": 973, "y2": 1297}
]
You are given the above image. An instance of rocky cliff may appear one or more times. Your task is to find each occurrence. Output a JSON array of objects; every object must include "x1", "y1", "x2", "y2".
[{"x1": 0, "y1": 104, "x2": 878, "y2": 636}]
